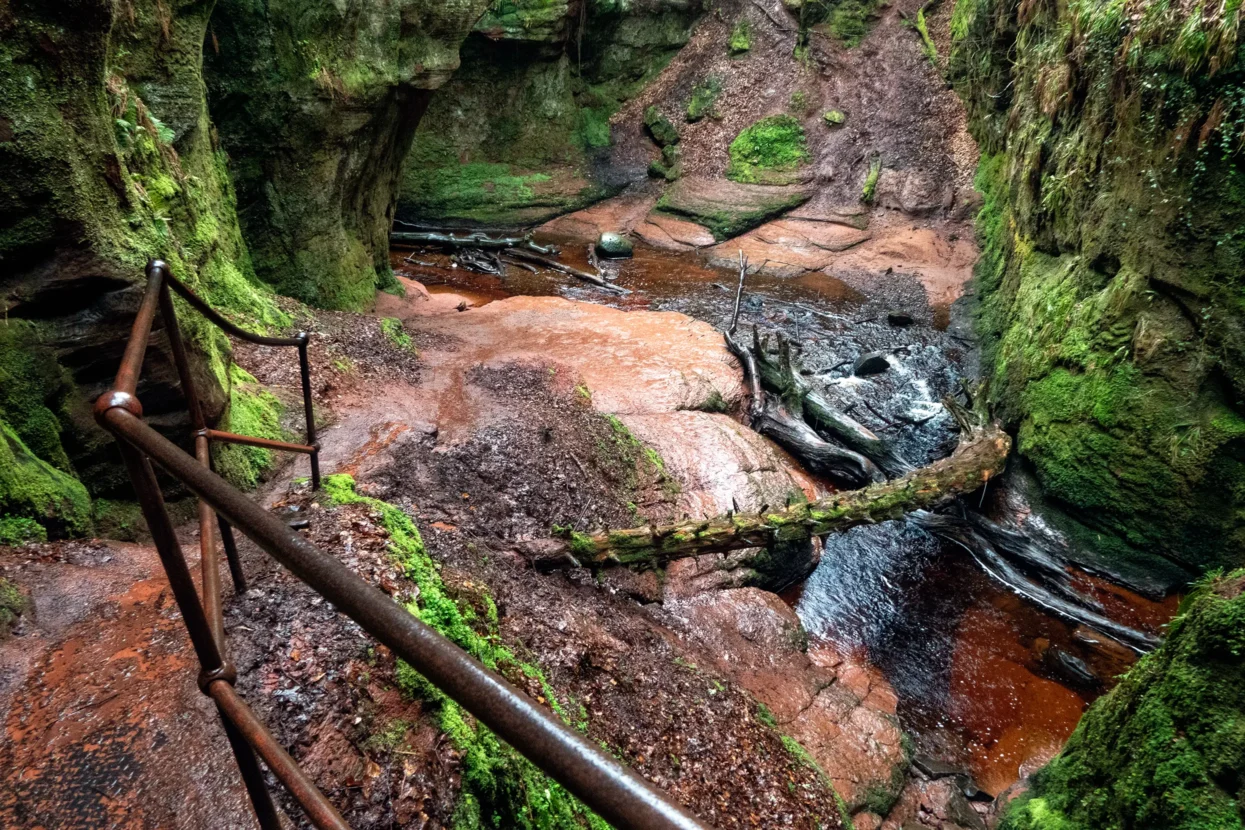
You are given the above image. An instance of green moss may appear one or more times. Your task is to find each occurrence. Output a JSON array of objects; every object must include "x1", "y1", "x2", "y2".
[
  {"x1": 860, "y1": 154, "x2": 882, "y2": 203},
  {"x1": 648, "y1": 144, "x2": 683, "y2": 181},
  {"x1": 0, "y1": 577, "x2": 30, "y2": 639},
  {"x1": 653, "y1": 186, "x2": 809, "y2": 240},
  {"x1": 1000, "y1": 571, "x2": 1245, "y2": 830},
  {"x1": 322, "y1": 474, "x2": 609, "y2": 830},
  {"x1": 0, "y1": 421, "x2": 92, "y2": 540},
  {"x1": 788, "y1": 89, "x2": 812, "y2": 115},
  {"x1": 399, "y1": 2, "x2": 698, "y2": 228},
  {"x1": 824, "y1": 0, "x2": 883, "y2": 46},
  {"x1": 643, "y1": 105, "x2": 680, "y2": 147},
  {"x1": 795, "y1": 0, "x2": 883, "y2": 49},
  {"x1": 947, "y1": 0, "x2": 1245, "y2": 578},
  {"x1": 381, "y1": 317, "x2": 416, "y2": 353},
  {"x1": 726, "y1": 115, "x2": 810, "y2": 185},
  {"x1": 912, "y1": 8, "x2": 938, "y2": 63},
  {"x1": 0, "y1": 517, "x2": 47, "y2": 546},
  {"x1": 686, "y1": 76, "x2": 724, "y2": 122},
  {"x1": 366, "y1": 717, "x2": 414, "y2": 753},
  {"x1": 729, "y1": 19, "x2": 753, "y2": 54},
  {"x1": 213, "y1": 366, "x2": 286, "y2": 490}
]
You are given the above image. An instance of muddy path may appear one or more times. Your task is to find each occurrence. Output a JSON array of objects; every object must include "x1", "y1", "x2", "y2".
[{"x1": 0, "y1": 540, "x2": 255, "y2": 828}]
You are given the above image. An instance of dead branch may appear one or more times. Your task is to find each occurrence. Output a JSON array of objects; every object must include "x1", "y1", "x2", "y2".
[
  {"x1": 750, "y1": 328, "x2": 914, "y2": 477},
  {"x1": 390, "y1": 230, "x2": 557, "y2": 255},
  {"x1": 502, "y1": 248, "x2": 630, "y2": 294}
]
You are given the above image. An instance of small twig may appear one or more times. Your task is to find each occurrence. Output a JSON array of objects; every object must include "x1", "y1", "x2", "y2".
[{"x1": 730, "y1": 250, "x2": 747, "y2": 333}]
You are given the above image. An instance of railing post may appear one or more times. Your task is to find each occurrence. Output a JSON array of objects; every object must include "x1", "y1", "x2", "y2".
[
  {"x1": 158, "y1": 277, "x2": 233, "y2": 636},
  {"x1": 297, "y1": 333, "x2": 321, "y2": 491},
  {"x1": 98, "y1": 393, "x2": 282, "y2": 830}
]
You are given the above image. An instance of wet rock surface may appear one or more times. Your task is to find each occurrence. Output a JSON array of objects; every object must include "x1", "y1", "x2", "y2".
[{"x1": 0, "y1": 540, "x2": 254, "y2": 828}]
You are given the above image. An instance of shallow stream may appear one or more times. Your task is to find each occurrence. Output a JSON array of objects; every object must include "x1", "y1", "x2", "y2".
[{"x1": 390, "y1": 236, "x2": 1178, "y2": 798}]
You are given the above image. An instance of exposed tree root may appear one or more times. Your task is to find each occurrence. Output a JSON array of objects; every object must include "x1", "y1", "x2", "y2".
[{"x1": 910, "y1": 511, "x2": 1161, "y2": 653}]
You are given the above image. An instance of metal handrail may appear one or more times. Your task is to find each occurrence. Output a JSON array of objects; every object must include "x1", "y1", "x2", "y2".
[{"x1": 94, "y1": 260, "x2": 710, "y2": 830}]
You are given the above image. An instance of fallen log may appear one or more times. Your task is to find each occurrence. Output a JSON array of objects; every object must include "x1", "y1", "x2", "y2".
[
  {"x1": 502, "y1": 247, "x2": 630, "y2": 295},
  {"x1": 390, "y1": 230, "x2": 558, "y2": 255},
  {"x1": 522, "y1": 418, "x2": 1011, "y2": 571}
]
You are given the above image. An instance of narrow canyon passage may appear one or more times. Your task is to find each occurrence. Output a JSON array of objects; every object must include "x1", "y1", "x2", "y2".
[{"x1": 3, "y1": 0, "x2": 1243, "y2": 828}]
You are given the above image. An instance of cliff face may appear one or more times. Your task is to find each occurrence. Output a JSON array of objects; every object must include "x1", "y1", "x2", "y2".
[
  {"x1": 999, "y1": 570, "x2": 1245, "y2": 830},
  {"x1": 950, "y1": 0, "x2": 1245, "y2": 589},
  {"x1": 397, "y1": 0, "x2": 703, "y2": 227},
  {"x1": 205, "y1": 0, "x2": 492, "y2": 310},
  {"x1": 0, "y1": 0, "x2": 284, "y2": 536},
  {"x1": 0, "y1": 0, "x2": 491, "y2": 536}
]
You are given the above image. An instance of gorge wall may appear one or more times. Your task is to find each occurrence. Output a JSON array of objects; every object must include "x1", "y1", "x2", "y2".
[
  {"x1": 0, "y1": 0, "x2": 284, "y2": 540},
  {"x1": 950, "y1": 0, "x2": 1245, "y2": 590},
  {"x1": 204, "y1": 0, "x2": 491, "y2": 310},
  {"x1": 0, "y1": 0, "x2": 489, "y2": 537},
  {"x1": 397, "y1": 0, "x2": 703, "y2": 227}
]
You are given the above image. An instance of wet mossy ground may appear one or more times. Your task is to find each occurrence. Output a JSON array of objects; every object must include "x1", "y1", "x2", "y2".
[{"x1": 323, "y1": 474, "x2": 610, "y2": 830}]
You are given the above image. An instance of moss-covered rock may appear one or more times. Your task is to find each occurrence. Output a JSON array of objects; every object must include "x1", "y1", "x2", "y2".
[
  {"x1": 206, "y1": 0, "x2": 492, "y2": 309},
  {"x1": 950, "y1": 0, "x2": 1245, "y2": 585},
  {"x1": 1000, "y1": 570, "x2": 1245, "y2": 830},
  {"x1": 686, "y1": 75, "x2": 723, "y2": 122},
  {"x1": 213, "y1": 366, "x2": 287, "y2": 490},
  {"x1": 729, "y1": 18, "x2": 753, "y2": 54},
  {"x1": 0, "y1": 0, "x2": 286, "y2": 530},
  {"x1": 655, "y1": 177, "x2": 811, "y2": 240},
  {"x1": 0, "y1": 577, "x2": 31, "y2": 639},
  {"x1": 726, "y1": 115, "x2": 811, "y2": 185},
  {"x1": 643, "y1": 105, "x2": 681, "y2": 147},
  {"x1": 0, "y1": 421, "x2": 92, "y2": 539},
  {"x1": 648, "y1": 143, "x2": 683, "y2": 181}
]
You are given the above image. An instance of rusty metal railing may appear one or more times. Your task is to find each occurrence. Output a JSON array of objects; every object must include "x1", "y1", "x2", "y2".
[{"x1": 94, "y1": 260, "x2": 711, "y2": 830}]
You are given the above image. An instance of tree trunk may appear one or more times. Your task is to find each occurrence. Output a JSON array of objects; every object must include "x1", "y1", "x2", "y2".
[{"x1": 523, "y1": 421, "x2": 1011, "y2": 570}]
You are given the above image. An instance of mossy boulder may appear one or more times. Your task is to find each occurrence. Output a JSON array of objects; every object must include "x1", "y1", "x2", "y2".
[
  {"x1": 950, "y1": 0, "x2": 1245, "y2": 584},
  {"x1": 648, "y1": 143, "x2": 683, "y2": 181},
  {"x1": 726, "y1": 115, "x2": 811, "y2": 185},
  {"x1": 1000, "y1": 570, "x2": 1245, "y2": 830},
  {"x1": 0, "y1": 0, "x2": 288, "y2": 525},
  {"x1": 595, "y1": 231, "x2": 634, "y2": 258},
  {"x1": 655, "y1": 178, "x2": 811, "y2": 240},
  {"x1": 729, "y1": 18, "x2": 753, "y2": 54},
  {"x1": 686, "y1": 75, "x2": 723, "y2": 122},
  {"x1": 644, "y1": 105, "x2": 681, "y2": 147}
]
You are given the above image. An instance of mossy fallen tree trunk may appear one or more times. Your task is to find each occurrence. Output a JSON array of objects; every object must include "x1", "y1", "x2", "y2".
[{"x1": 523, "y1": 420, "x2": 1011, "y2": 571}]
